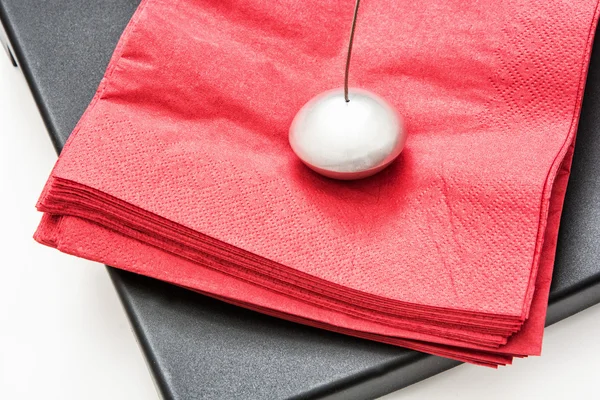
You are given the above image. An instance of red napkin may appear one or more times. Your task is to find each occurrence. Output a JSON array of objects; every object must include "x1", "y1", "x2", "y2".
[{"x1": 35, "y1": 0, "x2": 600, "y2": 366}]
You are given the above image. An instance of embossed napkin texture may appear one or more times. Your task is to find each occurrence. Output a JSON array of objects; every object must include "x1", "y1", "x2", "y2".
[{"x1": 35, "y1": 0, "x2": 600, "y2": 365}]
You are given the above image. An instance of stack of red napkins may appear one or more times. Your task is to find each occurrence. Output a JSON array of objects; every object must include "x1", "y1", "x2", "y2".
[{"x1": 35, "y1": 0, "x2": 600, "y2": 366}]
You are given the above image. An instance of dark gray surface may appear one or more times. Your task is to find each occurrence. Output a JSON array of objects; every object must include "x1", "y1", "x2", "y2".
[
  {"x1": 1, "y1": 1, "x2": 599, "y2": 399},
  {"x1": 546, "y1": 39, "x2": 600, "y2": 323}
]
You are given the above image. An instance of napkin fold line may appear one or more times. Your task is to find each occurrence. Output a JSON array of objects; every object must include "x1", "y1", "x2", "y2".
[{"x1": 522, "y1": 3, "x2": 600, "y2": 318}]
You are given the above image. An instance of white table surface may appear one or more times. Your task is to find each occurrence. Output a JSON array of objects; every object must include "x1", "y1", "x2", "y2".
[{"x1": 1, "y1": 49, "x2": 599, "y2": 400}]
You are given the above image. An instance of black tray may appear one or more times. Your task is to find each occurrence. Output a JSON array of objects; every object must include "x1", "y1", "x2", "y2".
[{"x1": 2, "y1": 1, "x2": 600, "y2": 399}]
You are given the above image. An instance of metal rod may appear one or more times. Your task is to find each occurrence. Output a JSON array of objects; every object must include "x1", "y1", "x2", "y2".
[{"x1": 344, "y1": 0, "x2": 361, "y2": 102}]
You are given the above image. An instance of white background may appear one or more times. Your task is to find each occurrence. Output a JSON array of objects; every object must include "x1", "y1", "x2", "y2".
[{"x1": 1, "y1": 47, "x2": 599, "y2": 400}]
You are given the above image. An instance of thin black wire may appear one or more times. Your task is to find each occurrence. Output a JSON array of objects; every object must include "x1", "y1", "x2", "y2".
[{"x1": 344, "y1": 0, "x2": 361, "y2": 102}]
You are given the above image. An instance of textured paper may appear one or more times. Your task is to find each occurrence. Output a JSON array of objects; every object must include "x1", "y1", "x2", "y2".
[{"x1": 35, "y1": 0, "x2": 600, "y2": 365}]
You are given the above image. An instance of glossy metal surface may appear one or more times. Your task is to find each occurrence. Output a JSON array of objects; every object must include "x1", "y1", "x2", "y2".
[{"x1": 289, "y1": 88, "x2": 406, "y2": 180}]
